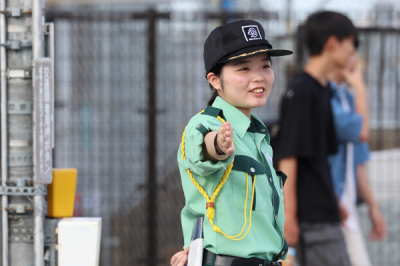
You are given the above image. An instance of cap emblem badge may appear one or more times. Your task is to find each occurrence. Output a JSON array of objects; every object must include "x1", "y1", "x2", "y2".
[
  {"x1": 248, "y1": 28, "x2": 258, "y2": 38},
  {"x1": 242, "y1": 25, "x2": 262, "y2": 41}
]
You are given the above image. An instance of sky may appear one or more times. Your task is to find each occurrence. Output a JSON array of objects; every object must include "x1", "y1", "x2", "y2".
[
  {"x1": 46, "y1": 0, "x2": 400, "y2": 19},
  {"x1": 259, "y1": 0, "x2": 400, "y2": 12}
]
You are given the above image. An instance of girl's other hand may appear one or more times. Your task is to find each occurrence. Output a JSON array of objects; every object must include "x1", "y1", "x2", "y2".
[{"x1": 170, "y1": 247, "x2": 189, "y2": 266}]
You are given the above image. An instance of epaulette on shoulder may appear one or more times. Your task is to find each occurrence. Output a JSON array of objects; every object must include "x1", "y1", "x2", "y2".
[{"x1": 201, "y1": 106, "x2": 226, "y2": 121}]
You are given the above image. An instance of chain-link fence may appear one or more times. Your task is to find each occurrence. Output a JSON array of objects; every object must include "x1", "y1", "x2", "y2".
[{"x1": 46, "y1": 7, "x2": 400, "y2": 266}]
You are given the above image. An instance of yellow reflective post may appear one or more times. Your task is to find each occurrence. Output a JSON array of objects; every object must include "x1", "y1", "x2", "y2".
[{"x1": 47, "y1": 168, "x2": 78, "y2": 218}]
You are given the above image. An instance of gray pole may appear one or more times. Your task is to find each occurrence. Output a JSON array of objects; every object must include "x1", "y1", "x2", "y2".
[
  {"x1": 146, "y1": 9, "x2": 157, "y2": 266},
  {"x1": 32, "y1": 0, "x2": 45, "y2": 264},
  {"x1": 1, "y1": 0, "x2": 46, "y2": 263},
  {"x1": 7, "y1": 0, "x2": 36, "y2": 259},
  {"x1": 0, "y1": 0, "x2": 9, "y2": 263}
]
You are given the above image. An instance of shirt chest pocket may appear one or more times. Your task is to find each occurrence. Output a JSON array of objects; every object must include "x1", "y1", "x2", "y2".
[{"x1": 231, "y1": 155, "x2": 269, "y2": 210}]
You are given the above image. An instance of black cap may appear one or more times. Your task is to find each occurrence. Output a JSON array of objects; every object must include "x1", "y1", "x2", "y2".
[{"x1": 203, "y1": 20, "x2": 293, "y2": 75}]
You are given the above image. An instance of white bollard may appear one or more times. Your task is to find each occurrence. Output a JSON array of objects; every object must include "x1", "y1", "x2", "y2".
[{"x1": 58, "y1": 217, "x2": 102, "y2": 266}]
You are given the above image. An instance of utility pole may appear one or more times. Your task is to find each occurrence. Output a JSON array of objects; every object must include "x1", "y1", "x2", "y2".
[{"x1": 0, "y1": 0, "x2": 50, "y2": 264}]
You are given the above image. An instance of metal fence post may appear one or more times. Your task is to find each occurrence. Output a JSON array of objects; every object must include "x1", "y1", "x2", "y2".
[
  {"x1": 32, "y1": 0, "x2": 45, "y2": 264},
  {"x1": 147, "y1": 8, "x2": 157, "y2": 266},
  {"x1": 0, "y1": 0, "x2": 46, "y2": 264},
  {"x1": 377, "y1": 31, "x2": 385, "y2": 149},
  {"x1": 0, "y1": 0, "x2": 8, "y2": 262}
]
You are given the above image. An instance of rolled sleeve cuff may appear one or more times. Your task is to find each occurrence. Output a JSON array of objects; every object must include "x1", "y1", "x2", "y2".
[{"x1": 183, "y1": 124, "x2": 234, "y2": 176}]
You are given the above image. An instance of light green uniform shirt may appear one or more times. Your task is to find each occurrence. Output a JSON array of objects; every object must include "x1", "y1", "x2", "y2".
[{"x1": 178, "y1": 97, "x2": 288, "y2": 261}]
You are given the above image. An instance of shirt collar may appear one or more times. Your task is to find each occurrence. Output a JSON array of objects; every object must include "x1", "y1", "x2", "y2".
[
  {"x1": 329, "y1": 81, "x2": 338, "y2": 89},
  {"x1": 329, "y1": 81, "x2": 347, "y2": 96},
  {"x1": 212, "y1": 96, "x2": 267, "y2": 139},
  {"x1": 248, "y1": 116, "x2": 268, "y2": 135}
]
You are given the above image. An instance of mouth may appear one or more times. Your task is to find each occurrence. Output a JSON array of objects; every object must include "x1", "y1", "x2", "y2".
[{"x1": 250, "y1": 87, "x2": 265, "y2": 94}]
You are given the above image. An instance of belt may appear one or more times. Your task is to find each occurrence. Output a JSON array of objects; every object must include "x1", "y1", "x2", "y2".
[{"x1": 203, "y1": 249, "x2": 282, "y2": 266}]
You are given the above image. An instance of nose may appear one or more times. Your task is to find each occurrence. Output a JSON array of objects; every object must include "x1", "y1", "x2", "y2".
[{"x1": 252, "y1": 68, "x2": 264, "y2": 82}]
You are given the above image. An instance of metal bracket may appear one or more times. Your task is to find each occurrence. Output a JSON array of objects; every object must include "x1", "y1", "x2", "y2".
[
  {"x1": 43, "y1": 24, "x2": 51, "y2": 35},
  {"x1": 9, "y1": 140, "x2": 32, "y2": 147},
  {"x1": 8, "y1": 153, "x2": 33, "y2": 167},
  {"x1": 0, "y1": 40, "x2": 32, "y2": 50},
  {"x1": 0, "y1": 186, "x2": 47, "y2": 196},
  {"x1": 8, "y1": 101, "x2": 33, "y2": 114},
  {"x1": 7, "y1": 69, "x2": 32, "y2": 79},
  {"x1": 10, "y1": 234, "x2": 55, "y2": 243},
  {"x1": 9, "y1": 230, "x2": 56, "y2": 243},
  {"x1": 0, "y1": 8, "x2": 32, "y2": 17},
  {"x1": 9, "y1": 226, "x2": 33, "y2": 242},
  {"x1": 5, "y1": 204, "x2": 33, "y2": 214}
]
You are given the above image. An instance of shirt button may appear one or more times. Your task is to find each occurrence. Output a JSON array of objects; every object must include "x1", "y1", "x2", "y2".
[
  {"x1": 250, "y1": 167, "x2": 255, "y2": 173},
  {"x1": 269, "y1": 178, "x2": 272, "y2": 183},
  {"x1": 261, "y1": 129, "x2": 265, "y2": 132}
]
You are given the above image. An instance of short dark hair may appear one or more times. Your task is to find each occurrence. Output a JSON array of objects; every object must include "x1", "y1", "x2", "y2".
[{"x1": 304, "y1": 11, "x2": 359, "y2": 56}]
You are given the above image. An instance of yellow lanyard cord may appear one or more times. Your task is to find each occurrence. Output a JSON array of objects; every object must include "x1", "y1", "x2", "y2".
[{"x1": 181, "y1": 112, "x2": 255, "y2": 241}]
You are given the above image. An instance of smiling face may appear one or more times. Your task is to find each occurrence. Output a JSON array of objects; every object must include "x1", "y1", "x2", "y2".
[{"x1": 207, "y1": 53, "x2": 274, "y2": 117}]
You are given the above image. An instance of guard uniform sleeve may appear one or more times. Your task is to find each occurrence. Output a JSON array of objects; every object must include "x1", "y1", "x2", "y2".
[
  {"x1": 276, "y1": 86, "x2": 314, "y2": 160},
  {"x1": 181, "y1": 115, "x2": 234, "y2": 177},
  {"x1": 331, "y1": 96, "x2": 362, "y2": 143}
]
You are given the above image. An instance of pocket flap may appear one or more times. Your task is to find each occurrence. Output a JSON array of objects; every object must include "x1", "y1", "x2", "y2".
[{"x1": 232, "y1": 155, "x2": 267, "y2": 175}]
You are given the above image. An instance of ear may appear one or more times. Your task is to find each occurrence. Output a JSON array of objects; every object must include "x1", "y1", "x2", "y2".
[
  {"x1": 207, "y1": 72, "x2": 222, "y2": 92},
  {"x1": 324, "y1": 35, "x2": 340, "y2": 52}
]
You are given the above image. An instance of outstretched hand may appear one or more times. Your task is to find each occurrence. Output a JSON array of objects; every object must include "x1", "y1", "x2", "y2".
[
  {"x1": 204, "y1": 122, "x2": 235, "y2": 160},
  {"x1": 216, "y1": 122, "x2": 235, "y2": 156},
  {"x1": 170, "y1": 247, "x2": 189, "y2": 266}
]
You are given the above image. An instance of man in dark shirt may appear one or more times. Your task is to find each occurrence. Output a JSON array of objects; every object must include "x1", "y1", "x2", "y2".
[
  {"x1": 279, "y1": 72, "x2": 339, "y2": 223},
  {"x1": 276, "y1": 11, "x2": 359, "y2": 266}
]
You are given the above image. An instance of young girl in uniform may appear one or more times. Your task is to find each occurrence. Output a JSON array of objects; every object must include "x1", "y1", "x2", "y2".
[{"x1": 172, "y1": 20, "x2": 292, "y2": 266}]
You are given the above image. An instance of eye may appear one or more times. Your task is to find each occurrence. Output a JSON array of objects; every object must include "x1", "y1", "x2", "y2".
[
  {"x1": 239, "y1": 67, "x2": 249, "y2": 71},
  {"x1": 263, "y1": 64, "x2": 271, "y2": 69}
]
